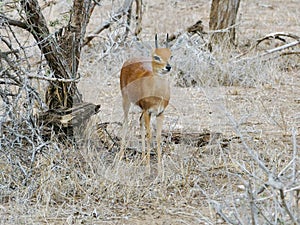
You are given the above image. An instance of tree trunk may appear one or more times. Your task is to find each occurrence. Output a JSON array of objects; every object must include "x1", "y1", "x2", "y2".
[
  {"x1": 209, "y1": 0, "x2": 240, "y2": 46},
  {"x1": 1, "y1": 0, "x2": 141, "y2": 140},
  {"x1": 19, "y1": 0, "x2": 94, "y2": 138}
]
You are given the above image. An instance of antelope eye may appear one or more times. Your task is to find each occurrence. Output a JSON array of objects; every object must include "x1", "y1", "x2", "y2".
[{"x1": 153, "y1": 55, "x2": 161, "y2": 61}]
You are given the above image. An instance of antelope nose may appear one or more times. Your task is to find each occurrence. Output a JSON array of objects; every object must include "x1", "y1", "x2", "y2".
[{"x1": 166, "y1": 64, "x2": 171, "y2": 71}]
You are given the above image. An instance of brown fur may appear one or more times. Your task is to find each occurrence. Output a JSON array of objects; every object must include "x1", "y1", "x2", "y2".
[{"x1": 119, "y1": 42, "x2": 172, "y2": 175}]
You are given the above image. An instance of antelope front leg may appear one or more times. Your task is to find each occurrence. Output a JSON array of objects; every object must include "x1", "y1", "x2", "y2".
[
  {"x1": 140, "y1": 112, "x2": 146, "y2": 161},
  {"x1": 156, "y1": 113, "x2": 164, "y2": 176},
  {"x1": 145, "y1": 113, "x2": 152, "y2": 174},
  {"x1": 142, "y1": 111, "x2": 151, "y2": 174}
]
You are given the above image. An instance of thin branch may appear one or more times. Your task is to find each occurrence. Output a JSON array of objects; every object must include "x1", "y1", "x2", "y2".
[
  {"x1": 83, "y1": 0, "x2": 134, "y2": 46},
  {"x1": 291, "y1": 128, "x2": 297, "y2": 182},
  {"x1": 256, "y1": 32, "x2": 300, "y2": 46},
  {"x1": 134, "y1": 0, "x2": 142, "y2": 36},
  {"x1": 0, "y1": 14, "x2": 30, "y2": 30},
  {"x1": 211, "y1": 201, "x2": 239, "y2": 225},
  {"x1": 27, "y1": 75, "x2": 80, "y2": 83},
  {"x1": 234, "y1": 39, "x2": 300, "y2": 63},
  {"x1": 0, "y1": 28, "x2": 21, "y2": 59},
  {"x1": 280, "y1": 189, "x2": 299, "y2": 225},
  {"x1": 263, "y1": 40, "x2": 300, "y2": 55},
  {"x1": 248, "y1": 182, "x2": 259, "y2": 225},
  {"x1": 208, "y1": 22, "x2": 240, "y2": 34},
  {"x1": 82, "y1": 1, "x2": 96, "y2": 41},
  {"x1": 226, "y1": 111, "x2": 270, "y2": 175},
  {"x1": 19, "y1": 0, "x2": 72, "y2": 79},
  {"x1": 280, "y1": 51, "x2": 300, "y2": 56}
]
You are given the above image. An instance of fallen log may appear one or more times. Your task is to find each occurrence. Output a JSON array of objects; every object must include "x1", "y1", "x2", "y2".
[{"x1": 37, "y1": 102, "x2": 100, "y2": 139}]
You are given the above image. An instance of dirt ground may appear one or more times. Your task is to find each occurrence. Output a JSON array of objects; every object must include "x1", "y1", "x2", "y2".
[
  {"x1": 79, "y1": 0, "x2": 299, "y2": 138},
  {"x1": 75, "y1": 0, "x2": 300, "y2": 224},
  {"x1": 1, "y1": 0, "x2": 300, "y2": 224}
]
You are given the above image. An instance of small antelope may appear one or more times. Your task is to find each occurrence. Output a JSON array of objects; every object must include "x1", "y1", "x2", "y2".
[{"x1": 119, "y1": 34, "x2": 172, "y2": 174}]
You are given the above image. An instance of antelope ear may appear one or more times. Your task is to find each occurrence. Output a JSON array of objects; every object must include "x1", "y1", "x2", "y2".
[
  {"x1": 155, "y1": 34, "x2": 158, "y2": 48},
  {"x1": 166, "y1": 33, "x2": 169, "y2": 48}
]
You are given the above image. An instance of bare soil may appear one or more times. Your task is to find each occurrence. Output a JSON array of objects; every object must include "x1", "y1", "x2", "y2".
[
  {"x1": 75, "y1": 0, "x2": 300, "y2": 224},
  {"x1": 1, "y1": 0, "x2": 299, "y2": 224}
]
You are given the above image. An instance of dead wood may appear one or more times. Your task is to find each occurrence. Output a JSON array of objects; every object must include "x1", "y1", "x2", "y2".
[
  {"x1": 27, "y1": 75, "x2": 80, "y2": 83},
  {"x1": 168, "y1": 20, "x2": 206, "y2": 42},
  {"x1": 3, "y1": 1, "x2": 80, "y2": 110},
  {"x1": 280, "y1": 51, "x2": 300, "y2": 56},
  {"x1": 263, "y1": 40, "x2": 300, "y2": 55},
  {"x1": 134, "y1": 0, "x2": 143, "y2": 36},
  {"x1": 255, "y1": 32, "x2": 300, "y2": 57},
  {"x1": 162, "y1": 130, "x2": 228, "y2": 147},
  {"x1": 234, "y1": 32, "x2": 300, "y2": 62},
  {"x1": 186, "y1": 20, "x2": 204, "y2": 34},
  {"x1": 256, "y1": 32, "x2": 300, "y2": 46},
  {"x1": 38, "y1": 102, "x2": 100, "y2": 127},
  {"x1": 105, "y1": 128, "x2": 233, "y2": 154},
  {"x1": 37, "y1": 102, "x2": 100, "y2": 138},
  {"x1": 96, "y1": 122, "x2": 122, "y2": 150}
]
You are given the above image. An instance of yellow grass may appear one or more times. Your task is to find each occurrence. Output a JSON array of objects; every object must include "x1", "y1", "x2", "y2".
[{"x1": 1, "y1": 0, "x2": 300, "y2": 224}]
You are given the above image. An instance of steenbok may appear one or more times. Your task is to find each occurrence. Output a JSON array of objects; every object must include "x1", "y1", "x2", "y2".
[{"x1": 119, "y1": 34, "x2": 172, "y2": 174}]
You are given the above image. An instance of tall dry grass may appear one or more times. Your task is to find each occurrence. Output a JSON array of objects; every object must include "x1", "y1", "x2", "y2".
[
  {"x1": 1, "y1": 32, "x2": 299, "y2": 224},
  {"x1": 1, "y1": 0, "x2": 300, "y2": 224}
]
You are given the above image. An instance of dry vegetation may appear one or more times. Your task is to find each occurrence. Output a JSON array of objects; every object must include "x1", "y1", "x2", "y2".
[{"x1": 1, "y1": 0, "x2": 300, "y2": 224}]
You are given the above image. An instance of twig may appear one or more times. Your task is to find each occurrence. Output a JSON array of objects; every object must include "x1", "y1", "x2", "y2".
[
  {"x1": 280, "y1": 51, "x2": 300, "y2": 56},
  {"x1": 233, "y1": 32, "x2": 300, "y2": 62},
  {"x1": 234, "y1": 39, "x2": 300, "y2": 63},
  {"x1": 280, "y1": 189, "x2": 299, "y2": 225},
  {"x1": 0, "y1": 14, "x2": 29, "y2": 31},
  {"x1": 0, "y1": 36, "x2": 20, "y2": 59},
  {"x1": 226, "y1": 111, "x2": 270, "y2": 175},
  {"x1": 256, "y1": 32, "x2": 300, "y2": 46},
  {"x1": 248, "y1": 182, "x2": 259, "y2": 225},
  {"x1": 263, "y1": 40, "x2": 300, "y2": 55},
  {"x1": 83, "y1": 0, "x2": 134, "y2": 46},
  {"x1": 291, "y1": 128, "x2": 297, "y2": 182},
  {"x1": 207, "y1": 22, "x2": 241, "y2": 34},
  {"x1": 134, "y1": 0, "x2": 142, "y2": 36},
  {"x1": 211, "y1": 201, "x2": 239, "y2": 225},
  {"x1": 17, "y1": 161, "x2": 28, "y2": 180},
  {"x1": 97, "y1": 122, "x2": 122, "y2": 149},
  {"x1": 27, "y1": 75, "x2": 80, "y2": 83}
]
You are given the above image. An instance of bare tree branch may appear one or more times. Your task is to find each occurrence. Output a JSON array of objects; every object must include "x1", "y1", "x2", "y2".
[
  {"x1": 27, "y1": 75, "x2": 80, "y2": 83},
  {"x1": 134, "y1": 0, "x2": 142, "y2": 36},
  {"x1": 280, "y1": 189, "x2": 300, "y2": 225},
  {"x1": 233, "y1": 36, "x2": 300, "y2": 63},
  {"x1": 83, "y1": 0, "x2": 134, "y2": 46},
  {"x1": 256, "y1": 32, "x2": 300, "y2": 46},
  {"x1": 0, "y1": 14, "x2": 29, "y2": 31},
  {"x1": 20, "y1": 0, "x2": 72, "y2": 79},
  {"x1": 263, "y1": 40, "x2": 300, "y2": 55}
]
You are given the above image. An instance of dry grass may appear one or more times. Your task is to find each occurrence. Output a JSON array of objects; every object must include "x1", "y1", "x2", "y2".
[{"x1": 1, "y1": 0, "x2": 300, "y2": 224}]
